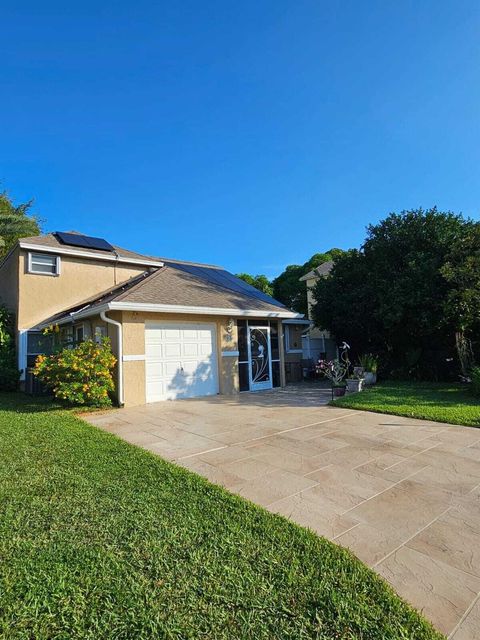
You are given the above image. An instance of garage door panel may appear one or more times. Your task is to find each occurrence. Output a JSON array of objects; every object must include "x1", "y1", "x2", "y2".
[
  {"x1": 165, "y1": 361, "x2": 183, "y2": 376},
  {"x1": 163, "y1": 328, "x2": 181, "y2": 339},
  {"x1": 183, "y1": 343, "x2": 200, "y2": 356},
  {"x1": 199, "y1": 343, "x2": 213, "y2": 356},
  {"x1": 164, "y1": 343, "x2": 182, "y2": 357},
  {"x1": 145, "y1": 322, "x2": 218, "y2": 402},
  {"x1": 182, "y1": 359, "x2": 211, "y2": 376},
  {"x1": 182, "y1": 329, "x2": 199, "y2": 339}
]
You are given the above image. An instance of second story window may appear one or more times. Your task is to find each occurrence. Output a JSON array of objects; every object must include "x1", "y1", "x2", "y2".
[{"x1": 28, "y1": 252, "x2": 61, "y2": 276}]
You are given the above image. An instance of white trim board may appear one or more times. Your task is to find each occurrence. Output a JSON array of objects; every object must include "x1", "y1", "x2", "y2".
[
  {"x1": 123, "y1": 354, "x2": 146, "y2": 362},
  {"x1": 221, "y1": 350, "x2": 240, "y2": 357},
  {"x1": 44, "y1": 302, "x2": 304, "y2": 326},
  {"x1": 108, "y1": 302, "x2": 303, "y2": 319}
]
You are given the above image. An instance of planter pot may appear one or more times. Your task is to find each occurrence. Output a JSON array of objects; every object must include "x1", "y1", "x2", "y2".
[
  {"x1": 346, "y1": 378, "x2": 364, "y2": 393},
  {"x1": 353, "y1": 366, "x2": 365, "y2": 377},
  {"x1": 364, "y1": 371, "x2": 377, "y2": 385},
  {"x1": 332, "y1": 386, "x2": 347, "y2": 397}
]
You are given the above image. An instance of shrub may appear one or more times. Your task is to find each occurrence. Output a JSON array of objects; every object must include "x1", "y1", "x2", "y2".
[
  {"x1": 34, "y1": 338, "x2": 116, "y2": 407},
  {"x1": 471, "y1": 366, "x2": 480, "y2": 397},
  {"x1": 358, "y1": 353, "x2": 378, "y2": 373},
  {"x1": 0, "y1": 305, "x2": 20, "y2": 391}
]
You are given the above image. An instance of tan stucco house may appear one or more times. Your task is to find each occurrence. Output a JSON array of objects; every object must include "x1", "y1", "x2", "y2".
[
  {"x1": 0, "y1": 231, "x2": 308, "y2": 406},
  {"x1": 299, "y1": 260, "x2": 337, "y2": 362}
]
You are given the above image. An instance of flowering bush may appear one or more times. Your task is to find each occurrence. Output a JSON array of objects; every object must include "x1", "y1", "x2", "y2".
[
  {"x1": 34, "y1": 338, "x2": 116, "y2": 407},
  {"x1": 316, "y1": 342, "x2": 351, "y2": 387},
  {"x1": 316, "y1": 359, "x2": 349, "y2": 386}
]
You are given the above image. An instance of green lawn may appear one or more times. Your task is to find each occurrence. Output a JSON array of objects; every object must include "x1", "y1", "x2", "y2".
[
  {"x1": 0, "y1": 393, "x2": 443, "y2": 640},
  {"x1": 332, "y1": 381, "x2": 480, "y2": 427}
]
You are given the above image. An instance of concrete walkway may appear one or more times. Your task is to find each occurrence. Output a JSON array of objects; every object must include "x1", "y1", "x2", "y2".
[{"x1": 84, "y1": 384, "x2": 480, "y2": 638}]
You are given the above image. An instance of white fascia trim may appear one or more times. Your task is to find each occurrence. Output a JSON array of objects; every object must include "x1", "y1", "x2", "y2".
[
  {"x1": 38, "y1": 302, "x2": 303, "y2": 328},
  {"x1": 107, "y1": 302, "x2": 304, "y2": 319},
  {"x1": 19, "y1": 242, "x2": 164, "y2": 268},
  {"x1": 36, "y1": 303, "x2": 111, "y2": 329}
]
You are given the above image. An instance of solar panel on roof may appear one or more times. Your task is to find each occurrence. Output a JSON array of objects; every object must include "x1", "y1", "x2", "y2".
[
  {"x1": 55, "y1": 232, "x2": 115, "y2": 252},
  {"x1": 165, "y1": 262, "x2": 286, "y2": 307}
]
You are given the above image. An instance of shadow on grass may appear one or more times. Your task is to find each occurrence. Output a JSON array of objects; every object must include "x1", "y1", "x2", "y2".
[{"x1": 0, "y1": 392, "x2": 64, "y2": 414}]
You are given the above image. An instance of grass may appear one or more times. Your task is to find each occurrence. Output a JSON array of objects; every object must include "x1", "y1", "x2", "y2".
[
  {"x1": 332, "y1": 381, "x2": 480, "y2": 428},
  {"x1": 0, "y1": 393, "x2": 443, "y2": 640}
]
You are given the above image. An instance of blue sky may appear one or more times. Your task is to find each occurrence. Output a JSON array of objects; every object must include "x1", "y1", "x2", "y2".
[{"x1": 2, "y1": 1, "x2": 480, "y2": 277}]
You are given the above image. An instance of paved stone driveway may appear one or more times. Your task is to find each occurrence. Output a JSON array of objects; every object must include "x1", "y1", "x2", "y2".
[{"x1": 84, "y1": 384, "x2": 480, "y2": 638}]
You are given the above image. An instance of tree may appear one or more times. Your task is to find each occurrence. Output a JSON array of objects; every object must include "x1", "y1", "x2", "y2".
[
  {"x1": 312, "y1": 249, "x2": 379, "y2": 353},
  {"x1": 442, "y1": 221, "x2": 480, "y2": 374},
  {"x1": 236, "y1": 273, "x2": 274, "y2": 297},
  {"x1": 312, "y1": 208, "x2": 470, "y2": 379},
  {"x1": 0, "y1": 191, "x2": 41, "y2": 259},
  {"x1": 0, "y1": 304, "x2": 20, "y2": 390},
  {"x1": 272, "y1": 249, "x2": 344, "y2": 314}
]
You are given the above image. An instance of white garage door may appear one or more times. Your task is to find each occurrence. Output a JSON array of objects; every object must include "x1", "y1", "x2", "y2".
[{"x1": 145, "y1": 322, "x2": 219, "y2": 402}]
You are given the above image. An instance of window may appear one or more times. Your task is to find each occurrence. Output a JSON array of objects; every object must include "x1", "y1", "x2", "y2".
[
  {"x1": 61, "y1": 326, "x2": 74, "y2": 348},
  {"x1": 94, "y1": 326, "x2": 107, "y2": 343},
  {"x1": 75, "y1": 325, "x2": 85, "y2": 344},
  {"x1": 285, "y1": 324, "x2": 304, "y2": 353},
  {"x1": 26, "y1": 331, "x2": 54, "y2": 367},
  {"x1": 28, "y1": 252, "x2": 60, "y2": 276}
]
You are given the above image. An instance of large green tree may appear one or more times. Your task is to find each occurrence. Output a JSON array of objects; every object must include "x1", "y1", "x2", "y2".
[
  {"x1": 312, "y1": 208, "x2": 472, "y2": 379},
  {"x1": 0, "y1": 191, "x2": 41, "y2": 259},
  {"x1": 236, "y1": 273, "x2": 273, "y2": 297},
  {"x1": 442, "y1": 221, "x2": 480, "y2": 374},
  {"x1": 272, "y1": 249, "x2": 344, "y2": 314}
]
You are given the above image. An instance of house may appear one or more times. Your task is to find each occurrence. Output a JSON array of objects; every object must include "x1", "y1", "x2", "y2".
[
  {"x1": 299, "y1": 261, "x2": 337, "y2": 362},
  {"x1": 0, "y1": 231, "x2": 310, "y2": 406}
]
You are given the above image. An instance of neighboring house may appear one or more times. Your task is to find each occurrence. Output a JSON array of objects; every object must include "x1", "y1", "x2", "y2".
[
  {"x1": 299, "y1": 260, "x2": 337, "y2": 362},
  {"x1": 0, "y1": 231, "x2": 309, "y2": 406}
]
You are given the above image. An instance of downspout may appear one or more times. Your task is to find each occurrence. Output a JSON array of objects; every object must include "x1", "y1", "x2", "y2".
[{"x1": 100, "y1": 310, "x2": 124, "y2": 407}]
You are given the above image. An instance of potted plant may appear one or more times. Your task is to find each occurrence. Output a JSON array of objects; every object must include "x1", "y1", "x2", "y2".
[
  {"x1": 316, "y1": 358, "x2": 348, "y2": 397},
  {"x1": 359, "y1": 354, "x2": 378, "y2": 385},
  {"x1": 332, "y1": 381, "x2": 347, "y2": 397},
  {"x1": 346, "y1": 372, "x2": 365, "y2": 393}
]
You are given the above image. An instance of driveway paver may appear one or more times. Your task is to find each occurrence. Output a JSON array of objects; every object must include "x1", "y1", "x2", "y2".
[{"x1": 84, "y1": 383, "x2": 480, "y2": 638}]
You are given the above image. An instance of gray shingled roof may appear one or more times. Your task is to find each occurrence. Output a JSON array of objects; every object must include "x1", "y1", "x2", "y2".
[
  {"x1": 19, "y1": 232, "x2": 223, "y2": 268},
  {"x1": 39, "y1": 264, "x2": 294, "y2": 327},
  {"x1": 299, "y1": 260, "x2": 334, "y2": 282},
  {"x1": 20, "y1": 232, "x2": 161, "y2": 264},
  {"x1": 116, "y1": 266, "x2": 286, "y2": 311}
]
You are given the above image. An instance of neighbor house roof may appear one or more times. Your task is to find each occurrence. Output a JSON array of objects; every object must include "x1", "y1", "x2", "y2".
[
  {"x1": 37, "y1": 264, "x2": 302, "y2": 327},
  {"x1": 299, "y1": 260, "x2": 334, "y2": 282}
]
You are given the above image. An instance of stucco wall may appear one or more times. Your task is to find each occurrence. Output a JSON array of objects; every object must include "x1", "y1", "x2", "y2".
[
  {"x1": 119, "y1": 311, "x2": 243, "y2": 407},
  {"x1": 17, "y1": 250, "x2": 146, "y2": 330},
  {"x1": 0, "y1": 247, "x2": 20, "y2": 319},
  {"x1": 70, "y1": 311, "x2": 289, "y2": 408}
]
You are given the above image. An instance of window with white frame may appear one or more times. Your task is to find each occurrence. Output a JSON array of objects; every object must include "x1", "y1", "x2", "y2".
[
  {"x1": 28, "y1": 252, "x2": 61, "y2": 276},
  {"x1": 285, "y1": 324, "x2": 303, "y2": 353}
]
